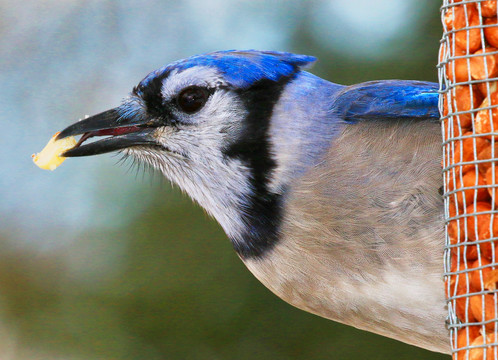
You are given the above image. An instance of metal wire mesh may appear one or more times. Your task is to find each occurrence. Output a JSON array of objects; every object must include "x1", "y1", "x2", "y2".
[{"x1": 439, "y1": 0, "x2": 498, "y2": 358}]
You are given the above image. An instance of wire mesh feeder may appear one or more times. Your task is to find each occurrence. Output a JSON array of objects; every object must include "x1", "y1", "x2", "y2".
[{"x1": 440, "y1": 0, "x2": 498, "y2": 358}]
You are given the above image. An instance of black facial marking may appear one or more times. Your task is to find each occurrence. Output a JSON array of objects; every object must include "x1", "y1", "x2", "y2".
[
  {"x1": 133, "y1": 70, "x2": 177, "y2": 124},
  {"x1": 223, "y1": 74, "x2": 296, "y2": 259},
  {"x1": 135, "y1": 73, "x2": 219, "y2": 126},
  {"x1": 135, "y1": 73, "x2": 168, "y2": 116},
  {"x1": 135, "y1": 65, "x2": 300, "y2": 258}
]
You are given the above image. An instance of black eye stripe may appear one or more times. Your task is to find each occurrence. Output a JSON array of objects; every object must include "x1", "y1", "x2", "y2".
[
  {"x1": 139, "y1": 76, "x2": 167, "y2": 116},
  {"x1": 138, "y1": 80, "x2": 220, "y2": 123}
]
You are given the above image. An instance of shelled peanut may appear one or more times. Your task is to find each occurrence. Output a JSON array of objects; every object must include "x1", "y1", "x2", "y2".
[{"x1": 443, "y1": 1, "x2": 498, "y2": 359}]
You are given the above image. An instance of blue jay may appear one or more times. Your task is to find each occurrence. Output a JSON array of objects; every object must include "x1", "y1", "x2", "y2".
[{"x1": 57, "y1": 50, "x2": 447, "y2": 354}]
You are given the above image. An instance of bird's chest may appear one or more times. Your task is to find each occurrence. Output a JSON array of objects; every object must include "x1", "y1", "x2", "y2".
[
  {"x1": 242, "y1": 237, "x2": 449, "y2": 353},
  {"x1": 242, "y1": 242, "x2": 377, "y2": 323}
]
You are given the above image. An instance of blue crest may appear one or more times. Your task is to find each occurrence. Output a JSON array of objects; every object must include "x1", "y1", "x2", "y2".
[{"x1": 139, "y1": 50, "x2": 317, "y2": 89}]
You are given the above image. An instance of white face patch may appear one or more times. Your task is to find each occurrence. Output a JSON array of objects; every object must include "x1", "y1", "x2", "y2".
[
  {"x1": 160, "y1": 66, "x2": 246, "y2": 130},
  {"x1": 124, "y1": 144, "x2": 251, "y2": 245},
  {"x1": 122, "y1": 67, "x2": 255, "y2": 246},
  {"x1": 161, "y1": 66, "x2": 228, "y2": 100}
]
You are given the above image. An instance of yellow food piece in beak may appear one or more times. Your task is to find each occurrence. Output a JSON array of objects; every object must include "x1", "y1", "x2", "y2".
[{"x1": 32, "y1": 132, "x2": 77, "y2": 171}]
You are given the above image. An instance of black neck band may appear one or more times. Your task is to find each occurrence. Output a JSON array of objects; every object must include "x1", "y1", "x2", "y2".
[{"x1": 223, "y1": 74, "x2": 296, "y2": 259}]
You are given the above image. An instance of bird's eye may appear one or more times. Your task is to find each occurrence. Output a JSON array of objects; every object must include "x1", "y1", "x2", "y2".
[{"x1": 177, "y1": 86, "x2": 209, "y2": 114}]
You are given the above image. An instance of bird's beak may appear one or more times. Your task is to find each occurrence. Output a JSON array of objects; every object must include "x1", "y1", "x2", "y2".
[{"x1": 57, "y1": 108, "x2": 157, "y2": 157}]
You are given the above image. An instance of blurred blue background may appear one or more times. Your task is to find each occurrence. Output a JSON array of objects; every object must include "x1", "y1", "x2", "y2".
[{"x1": 2, "y1": 1, "x2": 447, "y2": 359}]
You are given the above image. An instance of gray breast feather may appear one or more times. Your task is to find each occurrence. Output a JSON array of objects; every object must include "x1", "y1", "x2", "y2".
[{"x1": 244, "y1": 118, "x2": 448, "y2": 353}]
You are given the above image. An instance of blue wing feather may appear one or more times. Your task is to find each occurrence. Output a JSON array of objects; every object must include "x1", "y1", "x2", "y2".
[{"x1": 333, "y1": 80, "x2": 439, "y2": 122}]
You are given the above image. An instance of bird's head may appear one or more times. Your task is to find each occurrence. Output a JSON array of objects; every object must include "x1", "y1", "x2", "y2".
[{"x1": 58, "y1": 50, "x2": 319, "y2": 258}]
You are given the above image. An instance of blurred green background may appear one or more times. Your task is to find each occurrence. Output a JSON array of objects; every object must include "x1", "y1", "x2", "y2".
[{"x1": 2, "y1": 1, "x2": 448, "y2": 359}]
